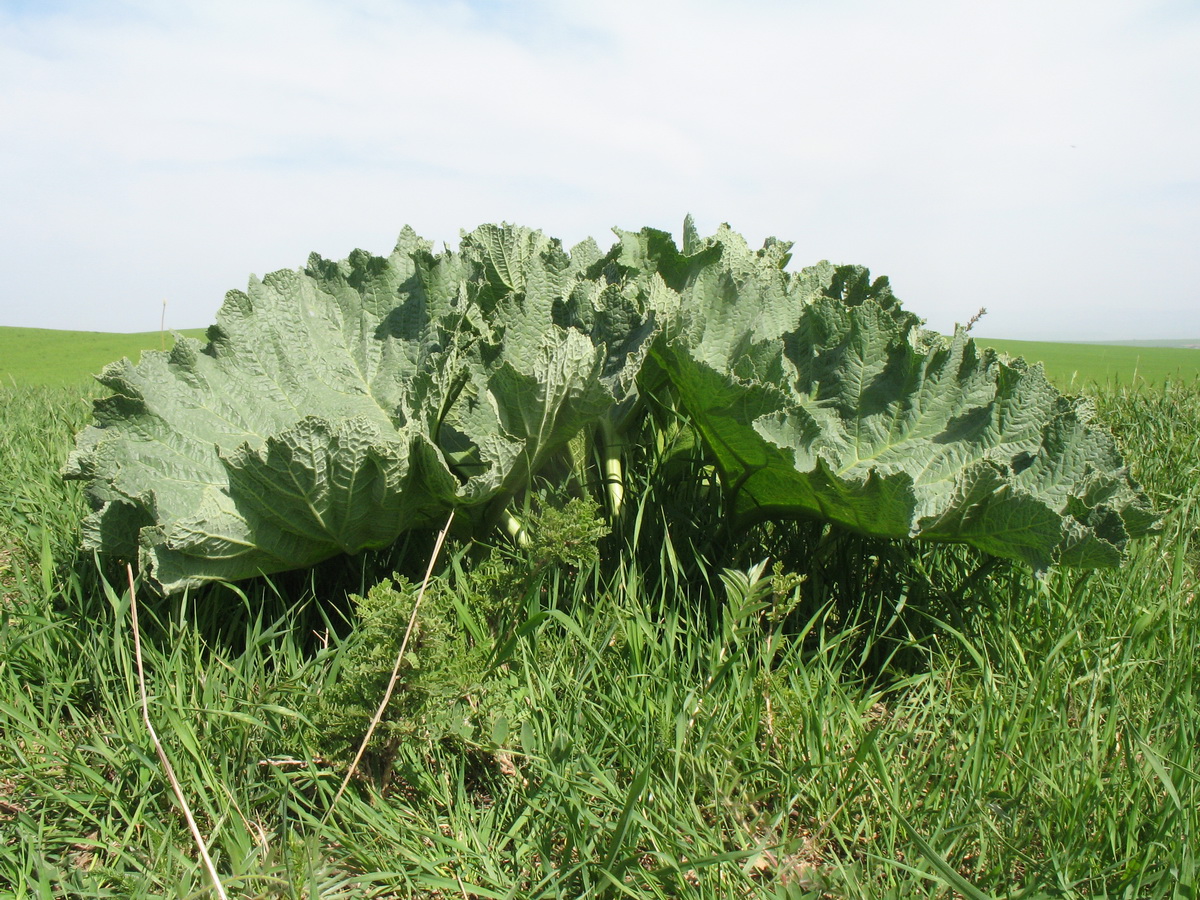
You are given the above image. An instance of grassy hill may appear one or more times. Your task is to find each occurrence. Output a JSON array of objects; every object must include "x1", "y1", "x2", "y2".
[
  {"x1": 1064, "y1": 338, "x2": 1200, "y2": 349},
  {"x1": 0, "y1": 326, "x2": 208, "y2": 388}
]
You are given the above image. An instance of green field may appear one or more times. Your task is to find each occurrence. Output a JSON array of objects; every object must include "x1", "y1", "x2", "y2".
[
  {"x1": 1065, "y1": 338, "x2": 1200, "y2": 349},
  {"x1": 4, "y1": 326, "x2": 1199, "y2": 392},
  {"x1": 0, "y1": 325, "x2": 208, "y2": 388},
  {"x1": 976, "y1": 337, "x2": 1200, "y2": 390}
]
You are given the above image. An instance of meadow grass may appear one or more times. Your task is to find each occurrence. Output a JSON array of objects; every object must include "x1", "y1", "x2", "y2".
[
  {"x1": 0, "y1": 326, "x2": 208, "y2": 388},
  {"x1": 1, "y1": 375, "x2": 1197, "y2": 897},
  {"x1": 975, "y1": 337, "x2": 1200, "y2": 391}
]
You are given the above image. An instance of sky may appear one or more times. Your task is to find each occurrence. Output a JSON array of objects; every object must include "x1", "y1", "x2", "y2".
[{"x1": 1, "y1": 0, "x2": 1197, "y2": 341}]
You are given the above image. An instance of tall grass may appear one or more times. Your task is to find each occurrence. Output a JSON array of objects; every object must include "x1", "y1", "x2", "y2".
[{"x1": 1, "y1": 379, "x2": 1197, "y2": 897}]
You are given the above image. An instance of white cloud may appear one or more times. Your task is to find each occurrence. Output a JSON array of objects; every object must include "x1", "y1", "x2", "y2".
[{"x1": 1, "y1": 0, "x2": 1197, "y2": 340}]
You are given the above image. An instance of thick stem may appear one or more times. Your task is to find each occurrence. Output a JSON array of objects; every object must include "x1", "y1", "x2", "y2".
[
  {"x1": 599, "y1": 418, "x2": 625, "y2": 517},
  {"x1": 502, "y1": 508, "x2": 532, "y2": 548}
]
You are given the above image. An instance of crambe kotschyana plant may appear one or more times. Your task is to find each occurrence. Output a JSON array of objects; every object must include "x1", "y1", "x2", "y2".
[{"x1": 64, "y1": 220, "x2": 1157, "y2": 593}]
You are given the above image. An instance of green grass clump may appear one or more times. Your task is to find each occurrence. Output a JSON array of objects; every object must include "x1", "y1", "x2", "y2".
[
  {"x1": 1, "y1": 376, "x2": 1198, "y2": 897},
  {"x1": 0, "y1": 384, "x2": 95, "y2": 587}
]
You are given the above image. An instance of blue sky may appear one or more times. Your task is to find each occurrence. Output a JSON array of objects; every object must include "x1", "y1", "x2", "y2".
[{"x1": 1, "y1": 0, "x2": 1197, "y2": 340}]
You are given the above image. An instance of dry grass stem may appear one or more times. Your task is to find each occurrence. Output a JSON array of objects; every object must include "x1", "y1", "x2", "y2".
[
  {"x1": 127, "y1": 563, "x2": 229, "y2": 900},
  {"x1": 324, "y1": 510, "x2": 456, "y2": 819}
]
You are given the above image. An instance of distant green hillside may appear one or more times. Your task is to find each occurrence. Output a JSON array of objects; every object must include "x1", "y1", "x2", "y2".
[
  {"x1": 975, "y1": 338, "x2": 1200, "y2": 390},
  {"x1": 0, "y1": 326, "x2": 208, "y2": 388},
  {"x1": 1066, "y1": 338, "x2": 1200, "y2": 349}
]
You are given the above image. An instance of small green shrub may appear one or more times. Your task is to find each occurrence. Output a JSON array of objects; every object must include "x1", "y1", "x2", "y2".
[{"x1": 304, "y1": 497, "x2": 609, "y2": 786}]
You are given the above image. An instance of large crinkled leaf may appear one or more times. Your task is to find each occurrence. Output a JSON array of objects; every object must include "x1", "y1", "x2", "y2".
[
  {"x1": 65, "y1": 230, "x2": 467, "y2": 593},
  {"x1": 650, "y1": 225, "x2": 1157, "y2": 572},
  {"x1": 64, "y1": 224, "x2": 662, "y2": 593},
  {"x1": 436, "y1": 224, "x2": 666, "y2": 509}
]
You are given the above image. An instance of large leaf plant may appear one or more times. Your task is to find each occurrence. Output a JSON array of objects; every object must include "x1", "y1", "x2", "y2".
[{"x1": 65, "y1": 220, "x2": 1156, "y2": 592}]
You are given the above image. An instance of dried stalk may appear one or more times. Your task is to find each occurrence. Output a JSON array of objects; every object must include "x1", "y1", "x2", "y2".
[
  {"x1": 324, "y1": 510, "x2": 456, "y2": 820},
  {"x1": 127, "y1": 564, "x2": 229, "y2": 900}
]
